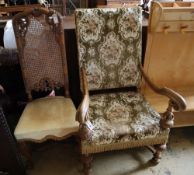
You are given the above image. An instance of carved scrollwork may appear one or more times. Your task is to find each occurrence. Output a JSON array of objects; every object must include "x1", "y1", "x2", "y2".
[
  {"x1": 33, "y1": 77, "x2": 63, "y2": 91},
  {"x1": 14, "y1": 16, "x2": 29, "y2": 39},
  {"x1": 13, "y1": 8, "x2": 63, "y2": 46}
]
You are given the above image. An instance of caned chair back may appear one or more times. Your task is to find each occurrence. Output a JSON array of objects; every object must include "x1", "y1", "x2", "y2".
[
  {"x1": 13, "y1": 8, "x2": 69, "y2": 98},
  {"x1": 75, "y1": 7, "x2": 142, "y2": 91}
]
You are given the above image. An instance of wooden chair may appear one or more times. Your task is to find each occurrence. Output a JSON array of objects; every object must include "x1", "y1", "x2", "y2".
[
  {"x1": 75, "y1": 7, "x2": 186, "y2": 175},
  {"x1": 12, "y1": 8, "x2": 78, "y2": 165},
  {"x1": 143, "y1": 1, "x2": 194, "y2": 127}
]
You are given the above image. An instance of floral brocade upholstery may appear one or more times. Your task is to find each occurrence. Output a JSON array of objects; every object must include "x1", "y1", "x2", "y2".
[
  {"x1": 84, "y1": 92, "x2": 167, "y2": 146},
  {"x1": 75, "y1": 8, "x2": 142, "y2": 90}
]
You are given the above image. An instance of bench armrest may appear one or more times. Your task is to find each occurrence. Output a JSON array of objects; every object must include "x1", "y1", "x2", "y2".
[{"x1": 140, "y1": 65, "x2": 187, "y2": 112}]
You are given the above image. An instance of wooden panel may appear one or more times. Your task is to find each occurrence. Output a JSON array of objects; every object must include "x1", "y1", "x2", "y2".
[
  {"x1": 155, "y1": 21, "x2": 194, "y2": 33},
  {"x1": 0, "y1": 4, "x2": 41, "y2": 13},
  {"x1": 143, "y1": 33, "x2": 194, "y2": 89},
  {"x1": 63, "y1": 16, "x2": 75, "y2": 30},
  {"x1": 161, "y1": 11, "x2": 194, "y2": 21},
  {"x1": 174, "y1": 111, "x2": 194, "y2": 127}
]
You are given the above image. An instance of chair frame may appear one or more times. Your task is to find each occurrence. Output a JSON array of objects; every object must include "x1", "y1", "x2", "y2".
[
  {"x1": 75, "y1": 6, "x2": 186, "y2": 174},
  {"x1": 77, "y1": 66, "x2": 186, "y2": 174},
  {"x1": 12, "y1": 8, "x2": 75, "y2": 167}
]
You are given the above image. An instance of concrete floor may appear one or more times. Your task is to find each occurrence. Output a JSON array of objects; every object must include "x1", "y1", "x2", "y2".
[{"x1": 28, "y1": 127, "x2": 194, "y2": 175}]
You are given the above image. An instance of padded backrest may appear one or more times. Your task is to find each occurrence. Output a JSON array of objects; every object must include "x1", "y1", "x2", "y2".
[
  {"x1": 13, "y1": 8, "x2": 69, "y2": 97},
  {"x1": 75, "y1": 7, "x2": 142, "y2": 91}
]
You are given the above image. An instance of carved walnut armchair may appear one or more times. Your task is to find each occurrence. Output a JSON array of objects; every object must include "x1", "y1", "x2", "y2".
[
  {"x1": 75, "y1": 7, "x2": 186, "y2": 175},
  {"x1": 12, "y1": 8, "x2": 78, "y2": 166}
]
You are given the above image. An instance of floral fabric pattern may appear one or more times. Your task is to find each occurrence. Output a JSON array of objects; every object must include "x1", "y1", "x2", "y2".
[
  {"x1": 118, "y1": 9, "x2": 140, "y2": 40},
  {"x1": 76, "y1": 9, "x2": 105, "y2": 44},
  {"x1": 75, "y1": 7, "x2": 142, "y2": 90},
  {"x1": 84, "y1": 92, "x2": 166, "y2": 146}
]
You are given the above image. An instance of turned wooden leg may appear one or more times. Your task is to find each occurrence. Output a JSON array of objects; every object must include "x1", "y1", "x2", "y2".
[
  {"x1": 151, "y1": 144, "x2": 167, "y2": 164},
  {"x1": 82, "y1": 154, "x2": 93, "y2": 175},
  {"x1": 19, "y1": 141, "x2": 33, "y2": 168}
]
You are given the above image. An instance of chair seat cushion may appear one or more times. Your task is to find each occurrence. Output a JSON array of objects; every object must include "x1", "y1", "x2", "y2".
[
  {"x1": 14, "y1": 96, "x2": 78, "y2": 141},
  {"x1": 84, "y1": 92, "x2": 168, "y2": 146}
]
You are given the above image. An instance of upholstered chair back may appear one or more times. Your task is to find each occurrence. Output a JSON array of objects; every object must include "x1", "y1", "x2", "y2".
[
  {"x1": 13, "y1": 8, "x2": 69, "y2": 98},
  {"x1": 75, "y1": 7, "x2": 142, "y2": 91}
]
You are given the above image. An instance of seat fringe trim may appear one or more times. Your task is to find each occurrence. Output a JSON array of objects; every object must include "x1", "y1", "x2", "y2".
[{"x1": 81, "y1": 136, "x2": 168, "y2": 154}]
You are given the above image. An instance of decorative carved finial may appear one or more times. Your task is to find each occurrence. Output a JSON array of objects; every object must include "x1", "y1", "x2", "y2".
[{"x1": 160, "y1": 100, "x2": 174, "y2": 129}]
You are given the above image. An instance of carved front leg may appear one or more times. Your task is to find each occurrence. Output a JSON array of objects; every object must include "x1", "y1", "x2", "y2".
[
  {"x1": 80, "y1": 123, "x2": 93, "y2": 175},
  {"x1": 151, "y1": 144, "x2": 167, "y2": 164},
  {"x1": 82, "y1": 154, "x2": 93, "y2": 175}
]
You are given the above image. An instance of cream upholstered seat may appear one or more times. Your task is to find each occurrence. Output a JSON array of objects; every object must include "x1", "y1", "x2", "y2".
[
  {"x1": 14, "y1": 96, "x2": 77, "y2": 141},
  {"x1": 75, "y1": 7, "x2": 186, "y2": 175},
  {"x1": 12, "y1": 8, "x2": 78, "y2": 165}
]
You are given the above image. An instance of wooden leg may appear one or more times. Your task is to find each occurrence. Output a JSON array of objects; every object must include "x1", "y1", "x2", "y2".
[
  {"x1": 82, "y1": 154, "x2": 92, "y2": 175},
  {"x1": 19, "y1": 141, "x2": 33, "y2": 168},
  {"x1": 151, "y1": 144, "x2": 167, "y2": 164}
]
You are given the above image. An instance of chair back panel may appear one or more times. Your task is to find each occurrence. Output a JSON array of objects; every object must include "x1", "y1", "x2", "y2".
[
  {"x1": 13, "y1": 9, "x2": 69, "y2": 97},
  {"x1": 75, "y1": 7, "x2": 142, "y2": 91}
]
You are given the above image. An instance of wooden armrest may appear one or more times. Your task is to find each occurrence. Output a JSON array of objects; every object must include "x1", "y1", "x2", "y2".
[
  {"x1": 76, "y1": 68, "x2": 89, "y2": 124},
  {"x1": 140, "y1": 65, "x2": 187, "y2": 112},
  {"x1": 76, "y1": 68, "x2": 93, "y2": 140}
]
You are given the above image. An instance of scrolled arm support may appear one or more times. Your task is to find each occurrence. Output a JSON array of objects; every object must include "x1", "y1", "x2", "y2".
[
  {"x1": 160, "y1": 101, "x2": 174, "y2": 129},
  {"x1": 140, "y1": 65, "x2": 187, "y2": 129},
  {"x1": 76, "y1": 68, "x2": 92, "y2": 141}
]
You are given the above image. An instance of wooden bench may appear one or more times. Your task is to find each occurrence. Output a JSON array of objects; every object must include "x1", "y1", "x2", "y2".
[{"x1": 143, "y1": 1, "x2": 194, "y2": 127}]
